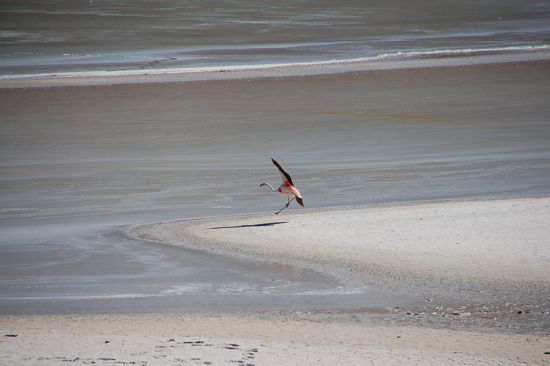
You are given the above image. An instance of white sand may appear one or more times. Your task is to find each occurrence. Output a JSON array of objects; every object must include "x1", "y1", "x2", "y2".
[
  {"x1": 1, "y1": 313, "x2": 549, "y2": 366},
  {"x1": 3, "y1": 196, "x2": 549, "y2": 365},
  {"x1": 133, "y1": 196, "x2": 550, "y2": 286}
]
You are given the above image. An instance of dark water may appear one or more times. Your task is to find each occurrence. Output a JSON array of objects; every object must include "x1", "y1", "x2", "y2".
[
  {"x1": 0, "y1": 0, "x2": 549, "y2": 315},
  {"x1": 1, "y1": 0, "x2": 549, "y2": 76}
]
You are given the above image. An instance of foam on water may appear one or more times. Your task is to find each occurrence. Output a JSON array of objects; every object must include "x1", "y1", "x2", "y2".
[
  {"x1": 2, "y1": 0, "x2": 549, "y2": 79},
  {"x1": 2, "y1": 46, "x2": 549, "y2": 86}
]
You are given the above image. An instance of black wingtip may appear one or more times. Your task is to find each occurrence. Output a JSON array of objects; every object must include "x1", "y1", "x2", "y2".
[{"x1": 271, "y1": 158, "x2": 294, "y2": 185}]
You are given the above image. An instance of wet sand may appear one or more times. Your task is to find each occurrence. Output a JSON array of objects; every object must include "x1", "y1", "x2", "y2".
[
  {"x1": 2, "y1": 194, "x2": 549, "y2": 365},
  {"x1": 2, "y1": 197, "x2": 548, "y2": 364},
  {"x1": 129, "y1": 195, "x2": 550, "y2": 310},
  {"x1": 81, "y1": 194, "x2": 547, "y2": 365}
]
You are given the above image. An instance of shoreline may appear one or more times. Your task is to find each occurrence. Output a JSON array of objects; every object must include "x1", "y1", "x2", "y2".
[
  {"x1": 122, "y1": 195, "x2": 550, "y2": 340},
  {"x1": 3, "y1": 196, "x2": 549, "y2": 365},
  {"x1": 2, "y1": 22, "x2": 549, "y2": 363},
  {"x1": 2, "y1": 47, "x2": 549, "y2": 89},
  {"x1": 129, "y1": 195, "x2": 550, "y2": 288}
]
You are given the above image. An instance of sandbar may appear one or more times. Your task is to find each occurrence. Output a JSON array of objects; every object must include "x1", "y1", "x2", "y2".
[
  {"x1": 130, "y1": 195, "x2": 550, "y2": 287},
  {"x1": 3, "y1": 196, "x2": 548, "y2": 365}
]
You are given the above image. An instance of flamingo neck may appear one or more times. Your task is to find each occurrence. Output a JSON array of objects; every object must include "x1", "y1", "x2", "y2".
[{"x1": 261, "y1": 183, "x2": 278, "y2": 192}]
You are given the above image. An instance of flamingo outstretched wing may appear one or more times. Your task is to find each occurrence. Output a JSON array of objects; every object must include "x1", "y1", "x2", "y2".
[{"x1": 271, "y1": 158, "x2": 293, "y2": 186}]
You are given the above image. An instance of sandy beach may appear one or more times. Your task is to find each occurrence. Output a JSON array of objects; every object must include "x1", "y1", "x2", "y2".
[
  {"x1": 133, "y1": 196, "x2": 550, "y2": 287},
  {"x1": 2, "y1": 2, "x2": 550, "y2": 364},
  {"x1": 2, "y1": 48, "x2": 550, "y2": 366},
  {"x1": 2, "y1": 312, "x2": 549, "y2": 366},
  {"x1": 3, "y1": 196, "x2": 548, "y2": 365}
]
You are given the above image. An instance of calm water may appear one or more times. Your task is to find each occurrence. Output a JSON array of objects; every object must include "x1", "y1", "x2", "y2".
[
  {"x1": 0, "y1": 0, "x2": 549, "y2": 315},
  {"x1": 1, "y1": 0, "x2": 549, "y2": 76}
]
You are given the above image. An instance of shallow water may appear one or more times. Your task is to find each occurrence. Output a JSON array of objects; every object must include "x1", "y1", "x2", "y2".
[
  {"x1": 1, "y1": 0, "x2": 549, "y2": 315},
  {"x1": 1, "y1": 59, "x2": 549, "y2": 315},
  {"x1": 1, "y1": 0, "x2": 549, "y2": 76}
]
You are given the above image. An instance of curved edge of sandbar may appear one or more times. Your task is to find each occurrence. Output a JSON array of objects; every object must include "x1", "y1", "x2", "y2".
[{"x1": 126, "y1": 195, "x2": 550, "y2": 287}]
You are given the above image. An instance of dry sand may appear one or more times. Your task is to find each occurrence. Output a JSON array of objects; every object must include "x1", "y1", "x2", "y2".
[
  {"x1": 1, "y1": 313, "x2": 549, "y2": 366},
  {"x1": 2, "y1": 196, "x2": 549, "y2": 365},
  {"x1": 133, "y1": 195, "x2": 550, "y2": 287}
]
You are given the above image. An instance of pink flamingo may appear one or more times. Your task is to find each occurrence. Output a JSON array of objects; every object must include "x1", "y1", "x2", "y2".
[{"x1": 260, "y1": 158, "x2": 304, "y2": 214}]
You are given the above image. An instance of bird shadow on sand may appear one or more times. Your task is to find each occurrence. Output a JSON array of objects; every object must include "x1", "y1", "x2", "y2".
[{"x1": 210, "y1": 221, "x2": 287, "y2": 229}]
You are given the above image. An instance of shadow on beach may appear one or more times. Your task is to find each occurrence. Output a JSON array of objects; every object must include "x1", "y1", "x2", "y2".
[{"x1": 210, "y1": 221, "x2": 288, "y2": 229}]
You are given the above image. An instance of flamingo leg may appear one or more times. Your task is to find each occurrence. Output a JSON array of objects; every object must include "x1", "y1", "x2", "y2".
[{"x1": 275, "y1": 196, "x2": 296, "y2": 215}]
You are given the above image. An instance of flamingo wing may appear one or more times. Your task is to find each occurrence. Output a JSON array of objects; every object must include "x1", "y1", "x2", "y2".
[{"x1": 271, "y1": 158, "x2": 293, "y2": 186}]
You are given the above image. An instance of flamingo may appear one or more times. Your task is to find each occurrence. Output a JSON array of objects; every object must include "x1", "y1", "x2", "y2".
[{"x1": 260, "y1": 158, "x2": 304, "y2": 214}]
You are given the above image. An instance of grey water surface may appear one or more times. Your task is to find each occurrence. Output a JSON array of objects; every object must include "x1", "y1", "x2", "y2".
[
  {"x1": 1, "y1": 0, "x2": 549, "y2": 76},
  {"x1": 1, "y1": 0, "x2": 549, "y2": 315}
]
